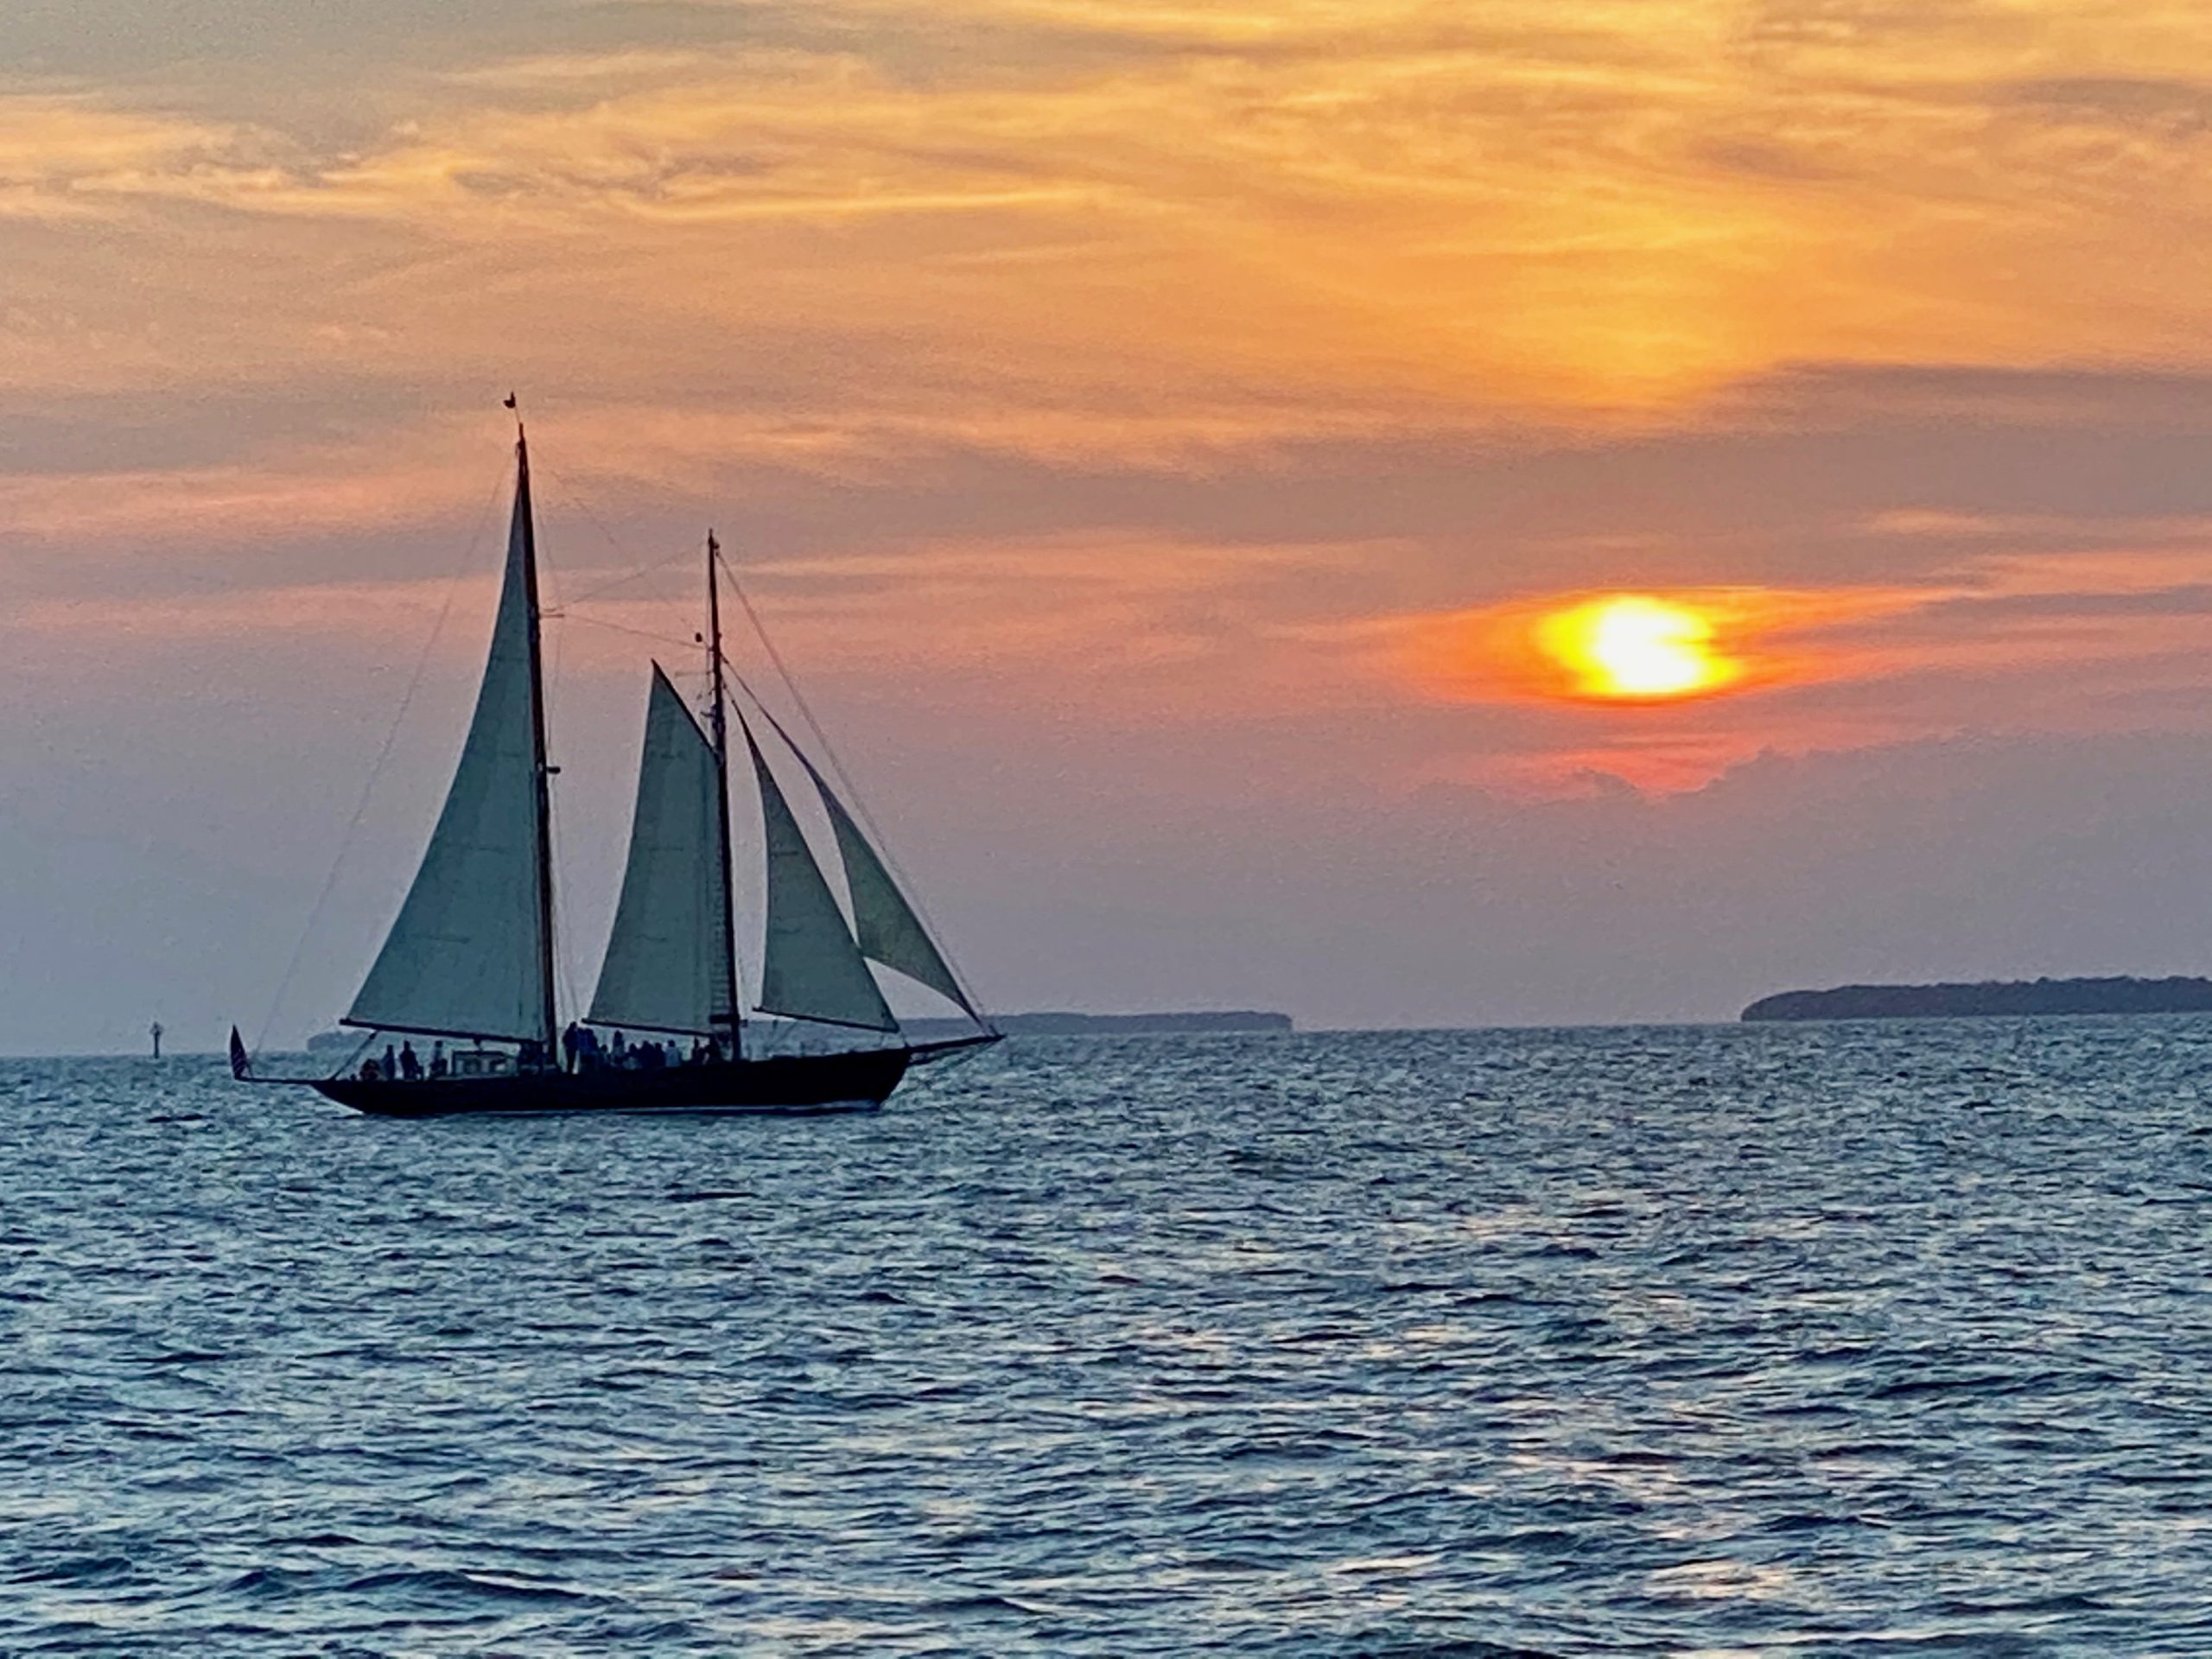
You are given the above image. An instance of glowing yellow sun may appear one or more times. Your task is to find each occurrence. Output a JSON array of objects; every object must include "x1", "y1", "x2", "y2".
[{"x1": 1535, "y1": 595, "x2": 1737, "y2": 701}]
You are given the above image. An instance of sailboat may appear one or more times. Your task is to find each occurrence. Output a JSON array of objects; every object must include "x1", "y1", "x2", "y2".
[{"x1": 230, "y1": 416, "x2": 997, "y2": 1116}]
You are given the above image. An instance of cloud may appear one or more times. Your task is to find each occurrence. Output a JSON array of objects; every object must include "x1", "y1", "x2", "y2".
[
  {"x1": 10, "y1": 0, "x2": 2212, "y2": 476},
  {"x1": 0, "y1": 1, "x2": 2183, "y2": 425},
  {"x1": 1998, "y1": 73, "x2": 2212, "y2": 130},
  {"x1": 1385, "y1": 583, "x2": 1937, "y2": 705},
  {"x1": 16, "y1": 4, "x2": 2212, "y2": 868},
  {"x1": 0, "y1": 92, "x2": 276, "y2": 219}
]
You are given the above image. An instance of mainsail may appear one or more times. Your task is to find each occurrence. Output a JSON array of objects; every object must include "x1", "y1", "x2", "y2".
[
  {"x1": 346, "y1": 442, "x2": 556, "y2": 1046},
  {"x1": 588, "y1": 666, "x2": 736, "y2": 1036},
  {"x1": 743, "y1": 720, "x2": 897, "y2": 1033}
]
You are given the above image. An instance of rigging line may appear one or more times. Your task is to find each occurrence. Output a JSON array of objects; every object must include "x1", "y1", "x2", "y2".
[
  {"x1": 536, "y1": 463, "x2": 706, "y2": 613},
  {"x1": 717, "y1": 552, "x2": 891, "y2": 841},
  {"x1": 720, "y1": 656, "x2": 994, "y2": 1031},
  {"x1": 546, "y1": 610, "x2": 704, "y2": 653},
  {"x1": 716, "y1": 550, "x2": 995, "y2": 1026},
  {"x1": 321, "y1": 1028, "x2": 375, "y2": 1084},
  {"x1": 251, "y1": 461, "x2": 509, "y2": 1055},
  {"x1": 537, "y1": 462, "x2": 634, "y2": 565},
  {"x1": 560, "y1": 541, "x2": 701, "y2": 607}
]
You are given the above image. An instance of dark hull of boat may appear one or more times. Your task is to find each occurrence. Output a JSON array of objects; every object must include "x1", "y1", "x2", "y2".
[{"x1": 312, "y1": 1047, "x2": 910, "y2": 1118}]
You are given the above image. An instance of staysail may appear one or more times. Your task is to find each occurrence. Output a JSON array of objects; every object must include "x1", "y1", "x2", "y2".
[
  {"x1": 346, "y1": 444, "x2": 555, "y2": 1046},
  {"x1": 779, "y1": 741, "x2": 976, "y2": 1016},
  {"x1": 743, "y1": 719, "x2": 897, "y2": 1033},
  {"x1": 588, "y1": 665, "x2": 735, "y2": 1036}
]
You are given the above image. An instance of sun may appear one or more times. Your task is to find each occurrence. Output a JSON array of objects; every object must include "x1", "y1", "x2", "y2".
[{"x1": 1535, "y1": 594, "x2": 1737, "y2": 701}]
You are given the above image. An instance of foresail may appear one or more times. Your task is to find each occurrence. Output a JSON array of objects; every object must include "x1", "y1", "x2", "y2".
[
  {"x1": 347, "y1": 468, "x2": 550, "y2": 1043},
  {"x1": 797, "y1": 752, "x2": 975, "y2": 1016},
  {"x1": 588, "y1": 667, "x2": 734, "y2": 1035},
  {"x1": 744, "y1": 722, "x2": 897, "y2": 1033}
]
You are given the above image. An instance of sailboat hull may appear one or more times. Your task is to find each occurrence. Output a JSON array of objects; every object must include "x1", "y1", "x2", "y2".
[{"x1": 311, "y1": 1047, "x2": 911, "y2": 1118}]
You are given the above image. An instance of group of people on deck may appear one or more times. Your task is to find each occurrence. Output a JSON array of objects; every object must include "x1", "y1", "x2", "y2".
[
  {"x1": 359, "y1": 1040, "x2": 442, "y2": 1084},
  {"x1": 561, "y1": 1023, "x2": 720, "y2": 1073},
  {"x1": 357, "y1": 1027, "x2": 721, "y2": 1083}
]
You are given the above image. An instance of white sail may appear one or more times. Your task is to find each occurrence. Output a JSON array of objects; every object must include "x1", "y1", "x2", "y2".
[
  {"x1": 793, "y1": 753, "x2": 975, "y2": 1015},
  {"x1": 346, "y1": 462, "x2": 551, "y2": 1044},
  {"x1": 745, "y1": 723, "x2": 896, "y2": 1033},
  {"x1": 587, "y1": 666, "x2": 734, "y2": 1036}
]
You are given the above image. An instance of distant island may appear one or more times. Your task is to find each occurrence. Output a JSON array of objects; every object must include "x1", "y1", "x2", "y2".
[
  {"x1": 906, "y1": 1010, "x2": 1293, "y2": 1039},
  {"x1": 1742, "y1": 976, "x2": 2212, "y2": 1022}
]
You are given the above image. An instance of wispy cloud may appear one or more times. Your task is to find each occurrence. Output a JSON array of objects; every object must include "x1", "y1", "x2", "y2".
[
  {"x1": 7, "y1": 0, "x2": 2212, "y2": 443},
  {"x1": 0, "y1": 92, "x2": 278, "y2": 219}
]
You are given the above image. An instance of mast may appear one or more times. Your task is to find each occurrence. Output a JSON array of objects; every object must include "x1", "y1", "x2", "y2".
[
  {"x1": 515, "y1": 417, "x2": 560, "y2": 1060},
  {"x1": 707, "y1": 533, "x2": 743, "y2": 1060}
]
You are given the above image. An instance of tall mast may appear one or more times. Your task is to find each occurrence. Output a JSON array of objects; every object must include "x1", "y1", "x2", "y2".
[
  {"x1": 515, "y1": 418, "x2": 560, "y2": 1059},
  {"x1": 707, "y1": 533, "x2": 743, "y2": 1060}
]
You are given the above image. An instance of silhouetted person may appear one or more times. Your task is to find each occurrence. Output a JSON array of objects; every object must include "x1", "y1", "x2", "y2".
[
  {"x1": 611, "y1": 1030, "x2": 628, "y2": 1068},
  {"x1": 361, "y1": 1058, "x2": 381, "y2": 1083},
  {"x1": 562, "y1": 1022, "x2": 581, "y2": 1072},
  {"x1": 429, "y1": 1041, "x2": 448, "y2": 1080},
  {"x1": 399, "y1": 1041, "x2": 421, "y2": 1082},
  {"x1": 381, "y1": 1045, "x2": 397, "y2": 1084}
]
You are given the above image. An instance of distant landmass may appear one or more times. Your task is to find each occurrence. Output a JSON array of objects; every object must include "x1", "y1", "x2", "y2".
[
  {"x1": 907, "y1": 1010, "x2": 1294, "y2": 1039},
  {"x1": 1742, "y1": 976, "x2": 2212, "y2": 1022}
]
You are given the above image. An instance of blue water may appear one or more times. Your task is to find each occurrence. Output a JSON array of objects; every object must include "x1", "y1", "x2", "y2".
[{"x1": 4, "y1": 1023, "x2": 2210, "y2": 1655}]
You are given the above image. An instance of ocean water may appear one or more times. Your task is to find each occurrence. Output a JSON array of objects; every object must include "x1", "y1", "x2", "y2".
[{"x1": 3, "y1": 1021, "x2": 2209, "y2": 1656}]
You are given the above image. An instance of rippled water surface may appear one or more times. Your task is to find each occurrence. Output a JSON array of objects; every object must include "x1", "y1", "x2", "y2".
[{"x1": 5, "y1": 1022, "x2": 2212, "y2": 1655}]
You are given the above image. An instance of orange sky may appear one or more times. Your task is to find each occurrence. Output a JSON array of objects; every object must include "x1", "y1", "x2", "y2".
[{"x1": 12, "y1": 1, "x2": 2212, "y2": 1045}]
